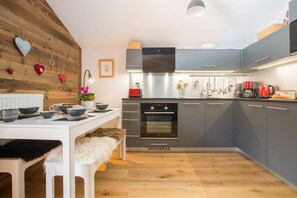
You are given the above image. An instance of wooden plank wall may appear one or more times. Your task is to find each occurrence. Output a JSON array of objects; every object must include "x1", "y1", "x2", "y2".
[{"x1": 0, "y1": 0, "x2": 81, "y2": 110}]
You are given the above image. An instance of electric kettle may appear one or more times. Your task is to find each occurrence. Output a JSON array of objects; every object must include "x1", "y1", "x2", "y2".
[{"x1": 259, "y1": 85, "x2": 275, "y2": 98}]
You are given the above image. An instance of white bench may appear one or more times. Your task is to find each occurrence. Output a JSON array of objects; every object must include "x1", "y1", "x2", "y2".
[
  {"x1": 0, "y1": 140, "x2": 61, "y2": 198},
  {"x1": 45, "y1": 133, "x2": 126, "y2": 198}
]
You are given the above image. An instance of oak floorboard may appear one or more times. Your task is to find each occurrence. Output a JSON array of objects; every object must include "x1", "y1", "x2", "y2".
[{"x1": 0, "y1": 152, "x2": 297, "y2": 198}]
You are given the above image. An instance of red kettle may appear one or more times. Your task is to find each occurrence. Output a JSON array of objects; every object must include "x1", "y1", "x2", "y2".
[{"x1": 259, "y1": 85, "x2": 275, "y2": 98}]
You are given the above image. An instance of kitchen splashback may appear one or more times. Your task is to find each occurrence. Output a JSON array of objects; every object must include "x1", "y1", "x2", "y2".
[{"x1": 129, "y1": 73, "x2": 243, "y2": 98}]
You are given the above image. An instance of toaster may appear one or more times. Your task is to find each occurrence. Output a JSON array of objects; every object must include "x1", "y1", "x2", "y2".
[{"x1": 129, "y1": 88, "x2": 142, "y2": 98}]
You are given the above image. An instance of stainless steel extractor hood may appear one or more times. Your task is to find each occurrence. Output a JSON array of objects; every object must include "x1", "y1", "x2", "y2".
[{"x1": 142, "y1": 48, "x2": 175, "y2": 73}]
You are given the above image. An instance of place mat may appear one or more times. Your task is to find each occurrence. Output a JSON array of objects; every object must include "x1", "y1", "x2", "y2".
[
  {"x1": 18, "y1": 114, "x2": 41, "y2": 120},
  {"x1": 89, "y1": 109, "x2": 113, "y2": 113},
  {"x1": 53, "y1": 115, "x2": 95, "y2": 121}
]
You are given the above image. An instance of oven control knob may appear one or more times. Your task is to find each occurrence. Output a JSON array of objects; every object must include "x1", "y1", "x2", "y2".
[
  {"x1": 164, "y1": 106, "x2": 168, "y2": 110},
  {"x1": 150, "y1": 106, "x2": 154, "y2": 110}
]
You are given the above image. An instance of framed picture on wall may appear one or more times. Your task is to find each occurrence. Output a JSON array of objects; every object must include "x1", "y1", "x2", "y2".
[{"x1": 99, "y1": 59, "x2": 114, "y2": 78}]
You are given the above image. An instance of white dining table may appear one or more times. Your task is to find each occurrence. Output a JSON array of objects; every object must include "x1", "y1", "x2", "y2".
[{"x1": 0, "y1": 108, "x2": 121, "y2": 198}]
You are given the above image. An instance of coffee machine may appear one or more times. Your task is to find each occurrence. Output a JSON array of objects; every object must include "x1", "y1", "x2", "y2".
[{"x1": 242, "y1": 81, "x2": 258, "y2": 98}]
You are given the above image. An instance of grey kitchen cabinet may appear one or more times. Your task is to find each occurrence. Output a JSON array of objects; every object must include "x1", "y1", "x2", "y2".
[
  {"x1": 267, "y1": 102, "x2": 297, "y2": 186},
  {"x1": 176, "y1": 49, "x2": 241, "y2": 71},
  {"x1": 206, "y1": 100, "x2": 233, "y2": 147},
  {"x1": 242, "y1": 26, "x2": 290, "y2": 69},
  {"x1": 178, "y1": 100, "x2": 206, "y2": 147},
  {"x1": 235, "y1": 101, "x2": 268, "y2": 165},
  {"x1": 122, "y1": 99, "x2": 141, "y2": 147},
  {"x1": 126, "y1": 49, "x2": 142, "y2": 71},
  {"x1": 290, "y1": 0, "x2": 297, "y2": 23}
]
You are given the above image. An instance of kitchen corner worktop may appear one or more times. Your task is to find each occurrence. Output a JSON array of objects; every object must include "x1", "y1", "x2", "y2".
[{"x1": 122, "y1": 98, "x2": 297, "y2": 103}]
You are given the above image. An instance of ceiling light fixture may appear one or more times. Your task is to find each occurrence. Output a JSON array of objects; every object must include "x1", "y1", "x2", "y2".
[{"x1": 187, "y1": 0, "x2": 206, "y2": 17}]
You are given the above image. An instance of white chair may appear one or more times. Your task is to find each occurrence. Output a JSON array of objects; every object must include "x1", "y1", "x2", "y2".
[{"x1": 44, "y1": 136, "x2": 117, "y2": 198}]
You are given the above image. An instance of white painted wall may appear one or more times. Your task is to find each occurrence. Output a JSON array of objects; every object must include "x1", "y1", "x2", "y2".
[
  {"x1": 82, "y1": 49, "x2": 129, "y2": 108},
  {"x1": 244, "y1": 61, "x2": 297, "y2": 91}
]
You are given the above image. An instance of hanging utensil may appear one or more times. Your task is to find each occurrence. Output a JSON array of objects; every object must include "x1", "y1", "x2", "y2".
[
  {"x1": 228, "y1": 77, "x2": 234, "y2": 93},
  {"x1": 217, "y1": 77, "x2": 222, "y2": 94},
  {"x1": 212, "y1": 77, "x2": 217, "y2": 93}
]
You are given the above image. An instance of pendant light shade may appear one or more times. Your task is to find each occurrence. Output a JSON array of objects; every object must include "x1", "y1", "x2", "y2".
[{"x1": 187, "y1": 0, "x2": 206, "y2": 17}]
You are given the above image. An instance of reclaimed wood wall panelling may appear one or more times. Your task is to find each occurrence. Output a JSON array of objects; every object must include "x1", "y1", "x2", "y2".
[{"x1": 0, "y1": 0, "x2": 82, "y2": 109}]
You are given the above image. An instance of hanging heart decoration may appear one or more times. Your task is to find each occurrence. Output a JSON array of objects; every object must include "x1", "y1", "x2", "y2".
[
  {"x1": 15, "y1": 37, "x2": 32, "y2": 56},
  {"x1": 69, "y1": 87, "x2": 75, "y2": 93},
  {"x1": 7, "y1": 67, "x2": 14, "y2": 75},
  {"x1": 59, "y1": 73, "x2": 67, "y2": 84},
  {"x1": 34, "y1": 64, "x2": 45, "y2": 75}
]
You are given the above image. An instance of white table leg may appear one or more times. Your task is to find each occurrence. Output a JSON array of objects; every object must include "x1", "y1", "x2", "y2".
[{"x1": 61, "y1": 136, "x2": 76, "y2": 198}]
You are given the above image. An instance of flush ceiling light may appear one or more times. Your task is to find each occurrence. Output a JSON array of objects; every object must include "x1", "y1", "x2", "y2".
[{"x1": 187, "y1": 0, "x2": 206, "y2": 17}]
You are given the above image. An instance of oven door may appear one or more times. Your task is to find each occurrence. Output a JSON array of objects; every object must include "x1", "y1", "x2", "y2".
[
  {"x1": 141, "y1": 111, "x2": 177, "y2": 139},
  {"x1": 290, "y1": 20, "x2": 297, "y2": 55}
]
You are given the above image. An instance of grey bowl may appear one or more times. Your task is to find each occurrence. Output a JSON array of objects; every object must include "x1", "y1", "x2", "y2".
[
  {"x1": 96, "y1": 104, "x2": 108, "y2": 110},
  {"x1": 66, "y1": 108, "x2": 87, "y2": 117},
  {"x1": 40, "y1": 111, "x2": 55, "y2": 119},
  {"x1": 59, "y1": 105, "x2": 73, "y2": 114},
  {"x1": 19, "y1": 107, "x2": 39, "y2": 115}
]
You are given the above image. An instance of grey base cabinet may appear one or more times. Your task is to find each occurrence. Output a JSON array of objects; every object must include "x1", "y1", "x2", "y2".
[
  {"x1": 267, "y1": 102, "x2": 297, "y2": 186},
  {"x1": 122, "y1": 99, "x2": 141, "y2": 147},
  {"x1": 178, "y1": 100, "x2": 206, "y2": 147},
  {"x1": 235, "y1": 101, "x2": 268, "y2": 165},
  {"x1": 206, "y1": 100, "x2": 233, "y2": 147}
]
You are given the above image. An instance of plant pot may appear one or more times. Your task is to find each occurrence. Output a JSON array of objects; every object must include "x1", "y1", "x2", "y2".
[{"x1": 81, "y1": 101, "x2": 94, "y2": 109}]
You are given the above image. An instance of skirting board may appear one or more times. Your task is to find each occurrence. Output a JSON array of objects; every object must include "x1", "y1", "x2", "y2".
[
  {"x1": 127, "y1": 147, "x2": 297, "y2": 191},
  {"x1": 127, "y1": 147, "x2": 238, "y2": 152},
  {"x1": 238, "y1": 149, "x2": 297, "y2": 192}
]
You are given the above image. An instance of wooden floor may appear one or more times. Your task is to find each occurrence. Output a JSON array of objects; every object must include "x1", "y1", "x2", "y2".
[{"x1": 1, "y1": 152, "x2": 297, "y2": 198}]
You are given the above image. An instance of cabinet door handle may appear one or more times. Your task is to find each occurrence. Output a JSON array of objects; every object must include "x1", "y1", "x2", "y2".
[
  {"x1": 123, "y1": 119, "x2": 139, "y2": 121},
  {"x1": 266, "y1": 106, "x2": 288, "y2": 111},
  {"x1": 256, "y1": 56, "x2": 271, "y2": 63},
  {"x1": 184, "y1": 103, "x2": 201, "y2": 105},
  {"x1": 248, "y1": 104, "x2": 264, "y2": 108},
  {"x1": 144, "y1": 112, "x2": 175, "y2": 115},
  {"x1": 207, "y1": 103, "x2": 224, "y2": 106},
  {"x1": 123, "y1": 111, "x2": 139, "y2": 113},
  {"x1": 201, "y1": 65, "x2": 217, "y2": 68},
  {"x1": 127, "y1": 135, "x2": 140, "y2": 138},
  {"x1": 150, "y1": 143, "x2": 168, "y2": 146}
]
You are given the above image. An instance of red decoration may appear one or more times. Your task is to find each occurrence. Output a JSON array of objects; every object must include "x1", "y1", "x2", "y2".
[
  {"x1": 34, "y1": 64, "x2": 45, "y2": 75},
  {"x1": 69, "y1": 87, "x2": 75, "y2": 93},
  {"x1": 7, "y1": 67, "x2": 14, "y2": 75},
  {"x1": 59, "y1": 73, "x2": 66, "y2": 84}
]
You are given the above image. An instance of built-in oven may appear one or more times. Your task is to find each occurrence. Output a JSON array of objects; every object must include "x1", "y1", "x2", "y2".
[
  {"x1": 140, "y1": 103, "x2": 177, "y2": 139},
  {"x1": 290, "y1": 20, "x2": 297, "y2": 55}
]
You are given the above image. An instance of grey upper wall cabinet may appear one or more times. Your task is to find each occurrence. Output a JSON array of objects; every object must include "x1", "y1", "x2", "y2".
[
  {"x1": 206, "y1": 100, "x2": 233, "y2": 147},
  {"x1": 176, "y1": 49, "x2": 241, "y2": 71},
  {"x1": 126, "y1": 49, "x2": 142, "y2": 71},
  {"x1": 235, "y1": 101, "x2": 268, "y2": 166},
  {"x1": 267, "y1": 102, "x2": 297, "y2": 186},
  {"x1": 290, "y1": 0, "x2": 297, "y2": 23},
  {"x1": 178, "y1": 100, "x2": 206, "y2": 147},
  {"x1": 242, "y1": 27, "x2": 290, "y2": 69}
]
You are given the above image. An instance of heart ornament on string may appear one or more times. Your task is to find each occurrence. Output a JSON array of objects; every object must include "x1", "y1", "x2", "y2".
[
  {"x1": 7, "y1": 67, "x2": 14, "y2": 75},
  {"x1": 34, "y1": 64, "x2": 45, "y2": 75},
  {"x1": 59, "y1": 74, "x2": 67, "y2": 84},
  {"x1": 15, "y1": 37, "x2": 32, "y2": 56}
]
